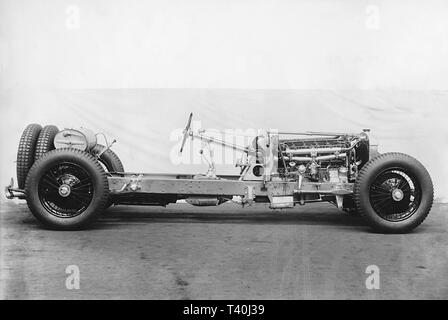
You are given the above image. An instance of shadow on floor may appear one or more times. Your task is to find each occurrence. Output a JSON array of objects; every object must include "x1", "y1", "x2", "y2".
[{"x1": 96, "y1": 203, "x2": 368, "y2": 229}]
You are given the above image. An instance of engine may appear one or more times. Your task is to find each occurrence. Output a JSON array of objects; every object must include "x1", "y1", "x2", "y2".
[
  {"x1": 281, "y1": 133, "x2": 370, "y2": 183},
  {"x1": 280, "y1": 136, "x2": 348, "y2": 182},
  {"x1": 248, "y1": 131, "x2": 370, "y2": 184}
]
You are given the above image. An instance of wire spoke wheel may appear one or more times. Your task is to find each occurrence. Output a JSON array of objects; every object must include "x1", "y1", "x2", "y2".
[
  {"x1": 354, "y1": 152, "x2": 433, "y2": 233},
  {"x1": 26, "y1": 148, "x2": 109, "y2": 230},
  {"x1": 369, "y1": 169, "x2": 421, "y2": 222},
  {"x1": 38, "y1": 162, "x2": 94, "y2": 218}
]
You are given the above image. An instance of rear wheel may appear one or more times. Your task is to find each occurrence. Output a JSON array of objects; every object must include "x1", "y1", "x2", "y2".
[
  {"x1": 91, "y1": 144, "x2": 124, "y2": 208},
  {"x1": 25, "y1": 148, "x2": 109, "y2": 230},
  {"x1": 354, "y1": 153, "x2": 433, "y2": 233},
  {"x1": 17, "y1": 124, "x2": 42, "y2": 189},
  {"x1": 91, "y1": 144, "x2": 124, "y2": 173}
]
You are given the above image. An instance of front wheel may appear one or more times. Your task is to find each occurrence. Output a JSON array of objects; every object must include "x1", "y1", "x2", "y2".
[
  {"x1": 354, "y1": 153, "x2": 433, "y2": 233},
  {"x1": 25, "y1": 148, "x2": 110, "y2": 230}
]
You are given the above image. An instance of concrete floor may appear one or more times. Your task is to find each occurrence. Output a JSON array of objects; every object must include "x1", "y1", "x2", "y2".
[{"x1": 1, "y1": 199, "x2": 447, "y2": 300}]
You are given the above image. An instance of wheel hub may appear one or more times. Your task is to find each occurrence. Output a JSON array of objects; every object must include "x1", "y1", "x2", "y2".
[
  {"x1": 58, "y1": 184, "x2": 71, "y2": 197},
  {"x1": 368, "y1": 170, "x2": 421, "y2": 222},
  {"x1": 391, "y1": 188, "x2": 404, "y2": 202}
]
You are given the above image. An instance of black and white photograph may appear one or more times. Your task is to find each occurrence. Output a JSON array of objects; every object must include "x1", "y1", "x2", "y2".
[{"x1": 0, "y1": 0, "x2": 447, "y2": 306}]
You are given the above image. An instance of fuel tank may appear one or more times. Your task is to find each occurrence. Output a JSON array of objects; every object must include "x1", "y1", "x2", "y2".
[{"x1": 54, "y1": 127, "x2": 97, "y2": 151}]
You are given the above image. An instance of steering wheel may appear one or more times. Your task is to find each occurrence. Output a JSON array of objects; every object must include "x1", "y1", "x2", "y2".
[{"x1": 179, "y1": 113, "x2": 193, "y2": 153}]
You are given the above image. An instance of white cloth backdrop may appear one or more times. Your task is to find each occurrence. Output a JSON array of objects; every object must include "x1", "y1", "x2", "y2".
[{"x1": 0, "y1": 89, "x2": 447, "y2": 201}]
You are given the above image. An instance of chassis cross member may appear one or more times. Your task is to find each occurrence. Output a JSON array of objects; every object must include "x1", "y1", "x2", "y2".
[{"x1": 5, "y1": 114, "x2": 433, "y2": 233}]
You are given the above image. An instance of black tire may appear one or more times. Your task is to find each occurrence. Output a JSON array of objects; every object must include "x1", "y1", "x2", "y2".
[
  {"x1": 342, "y1": 196, "x2": 361, "y2": 216},
  {"x1": 91, "y1": 144, "x2": 124, "y2": 173},
  {"x1": 369, "y1": 148, "x2": 381, "y2": 160},
  {"x1": 354, "y1": 152, "x2": 433, "y2": 233},
  {"x1": 25, "y1": 148, "x2": 109, "y2": 230},
  {"x1": 17, "y1": 124, "x2": 42, "y2": 189},
  {"x1": 35, "y1": 125, "x2": 59, "y2": 160},
  {"x1": 90, "y1": 144, "x2": 124, "y2": 208}
]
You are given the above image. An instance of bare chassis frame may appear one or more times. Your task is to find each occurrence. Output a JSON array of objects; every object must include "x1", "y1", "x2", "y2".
[
  {"x1": 107, "y1": 172, "x2": 353, "y2": 206},
  {"x1": 5, "y1": 114, "x2": 359, "y2": 209},
  {"x1": 5, "y1": 115, "x2": 435, "y2": 233},
  {"x1": 6, "y1": 173, "x2": 353, "y2": 206}
]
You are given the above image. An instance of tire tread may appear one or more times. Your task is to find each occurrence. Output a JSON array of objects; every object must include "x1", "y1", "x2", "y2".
[
  {"x1": 354, "y1": 152, "x2": 433, "y2": 233},
  {"x1": 17, "y1": 124, "x2": 42, "y2": 189},
  {"x1": 25, "y1": 148, "x2": 109, "y2": 230},
  {"x1": 35, "y1": 125, "x2": 59, "y2": 160},
  {"x1": 91, "y1": 144, "x2": 124, "y2": 172}
]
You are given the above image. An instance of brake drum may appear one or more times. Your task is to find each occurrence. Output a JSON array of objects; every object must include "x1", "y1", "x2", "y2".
[{"x1": 54, "y1": 128, "x2": 97, "y2": 151}]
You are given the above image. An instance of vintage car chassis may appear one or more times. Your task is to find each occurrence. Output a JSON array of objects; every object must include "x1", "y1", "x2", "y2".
[{"x1": 5, "y1": 114, "x2": 434, "y2": 233}]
